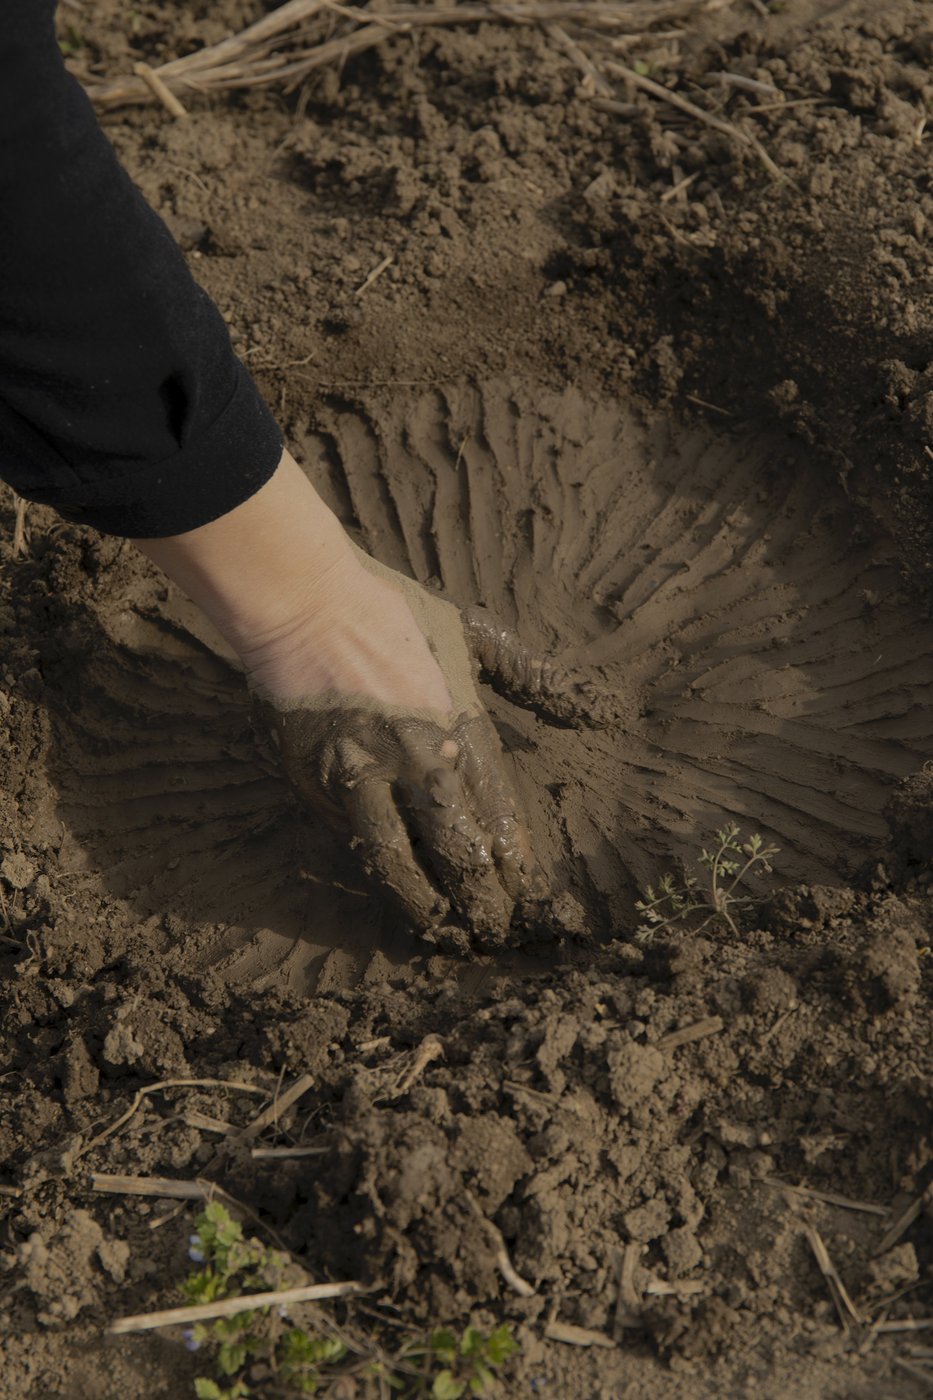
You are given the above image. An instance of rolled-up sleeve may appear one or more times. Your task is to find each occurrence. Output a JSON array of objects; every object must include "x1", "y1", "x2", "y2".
[{"x1": 0, "y1": 1, "x2": 283, "y2": 537}]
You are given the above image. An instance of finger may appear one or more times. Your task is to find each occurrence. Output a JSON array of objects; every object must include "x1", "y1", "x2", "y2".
[
  {"x1": 454, "y1": 714, "x2": 544, "y2": 904},
  {"x1": 399, "y1": 759, "x2": 515, "y2": 940},
  {"x1": 461, "y1": 606, "x2": 612, "y2": 728},
  {"x1": 344, "y1": 778, "x2": 449, "y2": 932}
]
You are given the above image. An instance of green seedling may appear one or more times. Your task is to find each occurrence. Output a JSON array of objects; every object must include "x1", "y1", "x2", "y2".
[
  {"x1": 183, "y1": 1202, "x2": 346, "y2": 1397},
  {"x1": 635, "y1": 824, "x2": 779, "y2": 941},
  {"x1": 181, "y1": 1204, "x2": 518, "y2": 1398},
  {"x1": 390, "y1": 1324, "x2": 519, "y2": 1398}
]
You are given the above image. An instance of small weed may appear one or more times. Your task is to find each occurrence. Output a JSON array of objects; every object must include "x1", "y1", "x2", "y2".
[
  {"x1": 183, "y1": 1202, "x2": 346, "y2": 1397},
  {"x1": 182, "y1": 1204, "x2": 517, "y2": 1398},
  {"x1": 635, "y1": 824, "x2": 779, "y2": 941},
  {"x1": 388, "y1": 1324, "x2": 519, "y2": 1398}
]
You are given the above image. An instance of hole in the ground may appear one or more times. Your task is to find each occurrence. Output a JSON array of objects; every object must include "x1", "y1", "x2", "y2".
[{"x1": 46, "y1": 381, "x2": 932, "y2": 990}]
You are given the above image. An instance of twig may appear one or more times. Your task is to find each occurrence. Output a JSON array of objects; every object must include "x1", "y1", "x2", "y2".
[
  {"x1": 717, "y1": 70, "x2": 781, "y2": 98},
  {"x1": 503, "y1": 1079, "x2": 561, "y2": 1104},
  {"x1": 236, "y1": 1071, "x2": 316, "y2": 1143},
  {"x1": 804, "y1": 1225, "x2": 863, "y2": 1331},
  {"x1": 894, "y1": 1358, "x2": 933, "y2": 1390},
  {"x1": 685, "y1": 392, "x2": 732, "y2": 416},
  {"x1": 465, "y1": 1190, "x2": 535, "y2": 1298},
  {"x1": 657, "y1": 1016, "x2": 724, "y2": 1050},
  {"x1": 619, "y1": 1242, "x2": 642, "y2": 1311},
  {"x1": 544, "y1": 21, "x2": 612, "y2": 96},
  {"x1": 12, "y1": 497, "x2": 28, "y2": 558},
  {"x1": 644, "y1": 1278, "x2": 705, "y2": 1295},
  {"x1": 590, "y1": 96, "x2": 639, "y2": 117},
  {"x1": 0, "y1": 1184, "x2": 23, "y2": 1199},
  {"x1": 544, "y1": 1321, "x2": 616, "y2": 1348},
  {"x1": 394, "y1": 1034, "x2": 444, "y2": 1095},
  {"x1": 133, "y1": 62, "x2": 189, "y2": 118},
  {"x1": 747, "y1": 96, "x2": 830, "y2": 116},
  {"x1": 660, "y1": 170, "x2": 699, "y2": 203},
  {"x1": 320, "y1": 0, "x2": 408, "y2": 28},
  {"x1": 92, "y1": 1173, "x2": 215, "y2": 1200},
  {"x1": 86, "y1": 1, "x2": 736, "y2": 111},
  {"x1": 251, "y1": 1145, "x2": 329, "y2": 1159},
  {"x1": 182, "y1": 1110, "x2": 239, "y2": 1137},
  {"x1": 876, "y1": 1320, "x2": 933, "y2": 1335},
  {"x1": 763, "y1": 1177, "x2": 890, "y2": 1219},
  {"x1": 355, "y1": 254, "x2": 394, "y2": 298},
  {"x1": 141, "y1": 1072, "x2": 316, "y2": 1231},
  {"x1": 109, "y1": 1280, "x2": 363, "y2": 1334},
  {"x1": 78, "y1": 1077, "x2": 268, "y2": 1162},
  {"x1": 603, "y1": 59, "x2": 783, "y2": 180},
  {"x1": 875, "y1": 1185, "x2": 933, "y2": 1256}
]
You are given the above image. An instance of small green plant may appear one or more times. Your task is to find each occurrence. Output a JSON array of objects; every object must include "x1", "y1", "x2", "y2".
[
  {"x1": 181, "y1": 1204, "x2": 518, "y2": 1398},
  {"x1": 391, "y1": 1325, "x2": 519, "y2": 1398},
  {"x1": 182, "y1": 1202, "x2": 346, "y2": 1397},
  {"x1": 635, "y1": 824, "x2": 779, "y2": 941}
]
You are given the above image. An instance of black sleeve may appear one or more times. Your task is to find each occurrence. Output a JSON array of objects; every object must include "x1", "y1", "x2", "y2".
[{"x1": 0, "y1": 1, "x2": 283, "y2": 538}]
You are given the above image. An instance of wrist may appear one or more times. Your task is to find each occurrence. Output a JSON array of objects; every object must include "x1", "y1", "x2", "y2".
[{"x1": 132, "y1": 448, "x2": 362, "y2": 665}]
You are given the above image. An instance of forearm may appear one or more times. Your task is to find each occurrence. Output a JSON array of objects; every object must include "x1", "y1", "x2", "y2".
[{"x1": 133, "y1": 449, "x2": 358, "y2": 662}]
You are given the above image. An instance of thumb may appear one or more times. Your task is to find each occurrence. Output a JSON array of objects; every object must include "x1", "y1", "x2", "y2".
[{"x1": 460, "y1": 606, "x2": 614, "y2": 729}]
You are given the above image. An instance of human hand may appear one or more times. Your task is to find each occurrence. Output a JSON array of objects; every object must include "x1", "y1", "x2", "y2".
[
  {"x1": 133, "y1": 448, "x2": 601, "y2": 947},
  {"x1": 251, "y1": 558, "x2": 601, "y2": 948}
]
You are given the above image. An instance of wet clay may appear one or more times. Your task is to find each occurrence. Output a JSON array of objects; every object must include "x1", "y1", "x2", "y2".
[
  {"x1": 33, "y1": 380, "x2": 933, "y2": 996},
  {"x1": 301, "y1": 381, "x2": 933, "y2": 919}
]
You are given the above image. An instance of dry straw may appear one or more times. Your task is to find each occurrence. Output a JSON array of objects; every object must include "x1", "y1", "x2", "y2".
[
  {"x1": 86, "y1": 0, "x2": 734, "y2": 110},
  {"x1": 84, "y1": 0, "x2": 778, "y2": 175}
]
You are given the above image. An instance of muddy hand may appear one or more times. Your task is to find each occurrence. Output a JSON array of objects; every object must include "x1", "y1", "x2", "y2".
[
  {"x1": 256, "y1": 698, "x2": 539, "y2": 944},
  {"x1": 251, "y1": 558, "x2": 543, "y2": 946},
  {"x1": 462, "y1": 605, "x2": 614, "y2": 728}
]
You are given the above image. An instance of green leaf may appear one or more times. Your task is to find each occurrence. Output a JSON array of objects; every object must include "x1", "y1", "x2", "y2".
[
  {"x1": 217, "y1": 1340, "x2": 248, "y2": 1376},
  {"x1": 184, "y1": 1269, "x2": 227, "y2": 1305},
  {"x1": 194, "y1": 1381, "x2": 224, "y2": 1400},
  {"x1": 429, "y1": 1329, "x2": 458, "y2": 1363},
  {"x1": 485, "y1": 1326, "x2": 519, "y2": 1365},
  {"x1": 633, "y1": 58, "x2": 651, "y2": 76},
  {"x1": 460, "y1": 1327, "x2": 484, "y2": 1357},
  {"x1": 432, "y1": 1371, "x2": 466, "y2": 1400}
]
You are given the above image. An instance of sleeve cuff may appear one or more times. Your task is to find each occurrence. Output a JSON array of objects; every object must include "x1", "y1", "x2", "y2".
[{"x1": 41, "y1": 360, "x2": 284, "y2": 539}]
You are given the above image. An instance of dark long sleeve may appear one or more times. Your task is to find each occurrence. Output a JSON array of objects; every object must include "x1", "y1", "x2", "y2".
[{"x1": 0, "y1": 1, "x2": 283, "y2": 537}]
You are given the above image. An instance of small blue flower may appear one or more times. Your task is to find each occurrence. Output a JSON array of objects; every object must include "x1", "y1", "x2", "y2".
[
  {"x1": 188, "y1": 1235, "x2": 205, "y2": 1263},
  {"x1": 183, "y1": 1327, "x2": 201, "y2": 1352}
]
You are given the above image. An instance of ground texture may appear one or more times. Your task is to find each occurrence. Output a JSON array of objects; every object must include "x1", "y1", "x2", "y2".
[{"x1": 1, "y1": 1, "x2": 932, "y2": 1397}]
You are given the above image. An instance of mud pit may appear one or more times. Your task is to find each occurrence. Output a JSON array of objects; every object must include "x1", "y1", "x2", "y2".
[
  {"x1": 47, "y1": 383, "x2": 933, "y2": 992},
  {"x1": 2, "y1": 2, "x2": 933, "y2": 1398}
]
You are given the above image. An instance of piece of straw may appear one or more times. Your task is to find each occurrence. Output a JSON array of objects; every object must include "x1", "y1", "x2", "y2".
[{"x1": 109, "y1": 1280, "x2": 363, "y2": 1334}]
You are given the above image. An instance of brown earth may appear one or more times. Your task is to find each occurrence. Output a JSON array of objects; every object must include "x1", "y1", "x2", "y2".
[{"x1": 2, "y1": 1, "x2": 933, "y2": 1397}]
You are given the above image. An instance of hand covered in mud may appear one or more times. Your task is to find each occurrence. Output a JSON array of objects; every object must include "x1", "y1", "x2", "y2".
[{"x1": 251, "y1": 552, "x2": 601, "y2": 948}]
